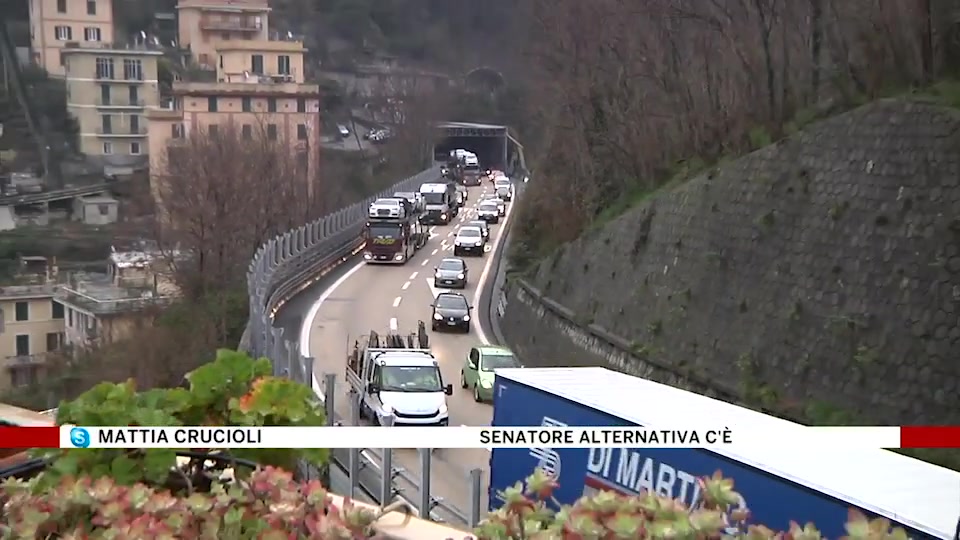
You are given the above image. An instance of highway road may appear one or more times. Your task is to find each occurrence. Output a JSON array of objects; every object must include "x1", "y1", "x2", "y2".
[{"x1": 299, "y1": 182, "x2": 515, "y2": 518}]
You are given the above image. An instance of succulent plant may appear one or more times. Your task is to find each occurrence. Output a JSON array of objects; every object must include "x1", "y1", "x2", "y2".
[
  {"x1": 0, "y1": 466, "x2": 386, "y2": 540},
  {"x1": 474, "y1": 469, "x2": 912, "y2": 540}
]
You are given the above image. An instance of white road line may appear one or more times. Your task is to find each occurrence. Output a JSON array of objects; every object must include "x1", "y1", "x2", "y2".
[
  {"x1": 409, "y1": 272, "x2": 418, "y2": 280},
  {"x1": 447, "y1": 231, "x2": 454, "y2": 237},
  {"x1": 421, "y1": 259, "x2": 429, "y2": 266},
  {"x1": 401, "y1": 281, "x2": 410, "y2": 290},
  {"x1": 389, "y1": 317, "x2": 398, "y2": 331},
  {"x1": 473, "y1": 198, "x2": 517, "y2": 345},
  {"x1": 392, "y1": 296, "x2": 402, "y2": 307},
  {"x1": 431, "y1": 248, "x2": 438, "y2": 255}
]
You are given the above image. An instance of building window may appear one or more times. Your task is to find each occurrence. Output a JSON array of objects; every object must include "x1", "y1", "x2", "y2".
[
  {"x1": 123, "y1": 59, "x2": 143, "y2": 81},
  {"x1": 14, "y1": 301, "x2": 28, "y2": 321},
  {"x1": 208, "y1": 124, "x2": 219, "y2": 136},
  {"x1": 95, "y1": 57, "x2": 114, "y2": 79},
  {"x1": 52, "y1": 300, "x2": 64, "y2": 319},
  {"x1": 130, "y1": 142, "x2": 141, "y2": 155},
  {"x1": 98, "y1": 204, "x2": 110, "y2": 215},
  {"x1": 87, "y1": 0, "x2": 97, "y2": 15},
  {"x1": 102, "y1": 142, "x2": 113, "y2": 154},
  {"x1": 57, "y1": 0, "x2": 67, "y2": 13},
  {"x1": 241, "y1": 124, "x2": 252, "y2": 139},
  {"x1": 171, "y1": 123, "x2": 183, "y2": 138},
  {"x1": 46, "y1": 332, "x2": 63, "y2": 352},
  {"x1": 15, "y1": 334, "x2": 29, "y2": 356},
  {"x1": 59, "y1": 50, "x2": 65, "y2": 66},
  {"x1": 208, "y1": 96, "x2": 218, "y2": 112},
  {"x1": 101, "y1": 114, "x2": 112, "y2": 134},
  {"x1": 130, "y1": 114, "x2": 140, "y2": 133},
  {"x1": 9, "y1": 365, "x2": 38, "y2": 387},
  {"x1": 297, "y1": 123, "x2": 307, "y2": 140},
  {"x1": 297, "y1": 97, "x2": 306, "y2": 113},
  {"x1": 54, "y1": 25, "x2": 72, "y2": 41},
  {"x1": 251, "y1": 54, "x2": 263, "y2": 74},
  {"x1": 99, "y1": 84, "x2": 110, "y2": 105},
  {"x1": 267, "y1": 97, "x2": 276, "y2": 113},
  {"x1": 128, "y1": 85, "x2": 138, "y2": 105},
  {"x1": 68, "y1": 308, "x2": 73, "y2": 326},
  {"x1": 84, "y1": 27, "x2": 101, "y2": 42},
  {"x1": 241, "y1": 96, "x2": 252, "y2": 112},
  {"x1": 267, "y1": 124, "x2": 277, "y2": 140},
  {"x1": 278, "y1": 55, "x2": 291, "y2": 75}
]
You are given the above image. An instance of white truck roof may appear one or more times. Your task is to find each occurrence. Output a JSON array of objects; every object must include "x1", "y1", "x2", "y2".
[
  {"x1": 419, "y1": 183, "x2": 449, "y2": 193},
  {"x1": 372, "y1": 351, "x2": 437, "y2": 367},
  {"x1": 495, "y1": 367, "x2": 959, "y2": 540}
]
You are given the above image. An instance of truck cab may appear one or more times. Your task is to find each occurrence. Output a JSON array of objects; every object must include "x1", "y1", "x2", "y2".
[
  {"x1": 363, "y1": 198, "x2": 425, "y2": 264},
  {"x1": 418, "y1": 182, "x2": 458, "y2": 225},
  {"x1": 461, "y1": 154, "x2": 482, "y2": 186},
  {"x1": 346, "y1": 323, "x2": 453, "y2": 426}
]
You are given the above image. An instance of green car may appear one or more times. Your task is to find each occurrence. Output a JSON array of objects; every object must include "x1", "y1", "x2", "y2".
[{"x1": 460, "y1": 346, "x2": 521, "y2": 402}]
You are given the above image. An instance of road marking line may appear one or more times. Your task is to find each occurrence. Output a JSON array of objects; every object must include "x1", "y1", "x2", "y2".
[
  {"x1": 473, "y1": 194, "x2": 517, "y2": 345},
  {"x1": 409, "y1": 272, "x2": 418, "y2": 280},
  {"x1": 421, "y1": 259, "x2": 429, "y2": 266},
  {"x1": 401, "y1": 281, "x2": 410, "y2": 290},
  {"x1": 447, "y1": 231, "x2": 454, "y2": 237},
  {"x1": 392, "y1": 296, "x2": 402, "y2": 307},
  {"x1": 431, "y1": 248, "x2": 438, "y2": 255},
  {"x1": 389, "y1": 317, "x2": 398, "y2": 331}
]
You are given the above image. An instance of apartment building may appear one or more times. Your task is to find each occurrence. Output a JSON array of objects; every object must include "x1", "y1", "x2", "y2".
[
  {"x1": 176, "y1": 0, "x2": 270, "y2": 69},
  {"x1": 0, "y1": 285, "x2": 65, "y2": 391},
  {"x1": 29, "y1": 0, "x2": 116, "y2": 77},
  {"x1": 147, "y1": 37, "x2": 320, "y2": 200},
  {"x1": 62, "y1": 43, "x2": 163, "y2": 163}
]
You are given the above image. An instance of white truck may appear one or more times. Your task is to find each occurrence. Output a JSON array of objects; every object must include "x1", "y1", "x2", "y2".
[{"x1": 346, "y1": 323, "x2": 453, "y2": 426}]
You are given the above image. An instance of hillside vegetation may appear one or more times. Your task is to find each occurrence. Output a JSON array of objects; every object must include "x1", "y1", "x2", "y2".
[{"x1": 509, "y1": 0, "x2": 959, "y2": 262}]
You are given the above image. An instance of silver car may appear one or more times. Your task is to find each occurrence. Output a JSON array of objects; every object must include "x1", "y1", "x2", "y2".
[
  {"x1": 434, "y1": 257, "x2": 468, "y2": 289},
  {"x1": 466, "y1": 220, "x2": 489, "y2": 241},
  {"x1": 477, "y1": 201, "x2": 500, "y2": 223},
  {"x1": 490, "y1": 197, "x2": 506, "y2": 216},
  {"x1": 494, "y1": 179, "x2": 513, "y2": 201}
]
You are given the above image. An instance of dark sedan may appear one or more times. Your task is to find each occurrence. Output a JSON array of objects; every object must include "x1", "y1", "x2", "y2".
[{"x1": 431, "y1": 292, "x2": 472, "y2": 333}]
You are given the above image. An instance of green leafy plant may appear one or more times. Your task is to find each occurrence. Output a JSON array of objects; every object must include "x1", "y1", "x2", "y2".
[
  {"x1": 0, "y1": 467, "x2": 391, "y2": 539},
  {"x1": 36, "y1": 349, "x2": 328, "y2": 490},
  {"x1": 475, "y1": 469, "x2": 911, "y2": 539}
]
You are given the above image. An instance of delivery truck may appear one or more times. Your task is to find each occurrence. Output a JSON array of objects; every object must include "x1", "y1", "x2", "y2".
[{"x1": 488, "y1": 367, "x2": 958, "y2": 540}]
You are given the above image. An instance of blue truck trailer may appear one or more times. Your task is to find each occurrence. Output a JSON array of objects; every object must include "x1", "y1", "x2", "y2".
[{"x1": 488, "y1": 367, "x2": 959, "y2": 540}]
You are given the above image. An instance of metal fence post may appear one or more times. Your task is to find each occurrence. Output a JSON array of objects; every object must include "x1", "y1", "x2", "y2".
[
  {"x1": 469, "y1": 468, "x2": 483, "y2": 527},
  {"x1": 418, "y1": 448, "x2": 431, "y2": 519},
  {"x1": 380, "y1": 413, "x2": 394, "y2": 506},
  {"x1": 324, "y1": 373, "x2": 336, "y2": 425},
  {"x1": 348, "y1": 393, "x2": 361, "y2": 499}
]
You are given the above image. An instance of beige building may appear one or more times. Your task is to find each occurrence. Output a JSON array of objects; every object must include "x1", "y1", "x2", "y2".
[
  {"x1": 0, "y1": 285, "x2": 65, "y2": 390},
  {"x1": 147, "y1": 38, "x2": 320, "y2": 202},
  {"x1": 176, "y1": 0, "x2": 270, "y2": 69},
  {"x1": 62, "y1": 44, "x2": 163, "y2": 163},
  {"x1": 28, "y1": 0, "x2": 116, "y2": 77},
  {"x1": 55, "y1": 249, "x2": 178, "y2": 350}
]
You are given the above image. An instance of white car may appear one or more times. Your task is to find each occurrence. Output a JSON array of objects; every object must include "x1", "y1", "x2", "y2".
[
  {"x1": 494, "y1": 179, "x2": 513, "y2": 201},
  {"x1": 490, "y1": 197, "x2": 506, "y2": 216},
  {"x1": 337, "y1": 124, "x2": 350, "y2": 138},
  {"x1": 453, "y1": 226, "x2": 485, "y2": 256},
  {"x1": 476, "y1": 201, "x2": 500, "y2": 224}
]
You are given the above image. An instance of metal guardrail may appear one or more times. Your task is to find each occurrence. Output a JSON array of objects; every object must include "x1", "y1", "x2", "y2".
[{"x1": 241, "y1": 165, "x2": 487, "y2": 527}]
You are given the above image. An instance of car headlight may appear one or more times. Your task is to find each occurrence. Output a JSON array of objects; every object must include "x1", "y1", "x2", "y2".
[
  {"x1": 394, "y1": 253, "x2": 403, "y2": 260},
  {"x1": 463, "y1": 315, "x2": 470, "y2": 322},
  {"x1": 435, "y1": 272, "x2": 442, "y2": 278},
  {"x1": 434, "y1": 313, "x2": 443, "y2": 320},
  {"x1": 438, "y1": 403, "x2": 448, "y2": 415},
  {"x1": 363, "y1": 252, "x2": 372, "y2": 259},
  {"x1": 382, "y1": 404, "x2": 394, "y2": 415},
  {"x1": 480, "y1": 379, "x2": 492, "y2": 388},
  {"x1": 440, "y1": 213, "x2": 447, "y2": 219},
  {"x1": 457, "y1": 273, "x2": 464, "y2": 279}
]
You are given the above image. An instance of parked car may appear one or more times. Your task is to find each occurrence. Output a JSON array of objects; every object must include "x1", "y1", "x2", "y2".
[{"x1": 337, "y1": 124, "x2": 350, "y2": 138}]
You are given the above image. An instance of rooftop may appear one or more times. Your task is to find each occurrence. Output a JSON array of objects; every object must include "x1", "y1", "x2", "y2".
[
  {"x1": 216, "y1": 34, "x2": 306, "y2": 52},
  {"x1": 0, "y1": 283, "x2": 57, "y2": 301},
  {"x1": 172, "y1": 80, "x2": 320, "y2": 97},
  {"x1": 61, "y1": 42, "x2": 164, "y2": 57},
  {"x1": 177, "y1": 0, "x2": 271, "y2": 12}
]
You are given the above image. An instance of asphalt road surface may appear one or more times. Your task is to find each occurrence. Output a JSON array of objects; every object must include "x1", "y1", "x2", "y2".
[{"x1": 299, "y1": 183, "x2": 515, "y2": 518}]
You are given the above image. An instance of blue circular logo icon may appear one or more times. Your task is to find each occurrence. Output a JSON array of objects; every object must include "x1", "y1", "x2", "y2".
[{"x1": 69, "y1": 427, "x2": 90, "y2": 448}]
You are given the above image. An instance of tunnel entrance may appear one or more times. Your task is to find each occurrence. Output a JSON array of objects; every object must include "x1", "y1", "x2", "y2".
[{"x1": 433, "y1": 122, "x2": 509, "y2": 171}]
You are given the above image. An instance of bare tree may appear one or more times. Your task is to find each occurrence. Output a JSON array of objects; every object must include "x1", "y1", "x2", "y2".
[{"x1": 152, "y1": 119, "x2": 316, "y2": 298}]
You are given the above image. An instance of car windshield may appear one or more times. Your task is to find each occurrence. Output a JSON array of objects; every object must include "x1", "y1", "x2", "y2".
[
  {"x1": 480, "y1": 353, "x2": 519, "y2": 372},
  {"x1": 480, "y1": 203, "x2": 498, "y2": 211},
  {"x1": 496, "y1": 181, "x2": 510, "y2": 188},
  {"x1": 380, "y1": 365, "x2": 442, "y2": 392},
  {"x1": 438, "y1": 259, "x2": 464, "y2": 271},
  {"x1": 459, "y1": 228, "x2": 481, "y2": 237},
  {"x1": 469, "y1": 222, "x2": 486, "y2": 230},
  {"x1": 436, "y1": 295, "x2": 467, "y2": 310}
]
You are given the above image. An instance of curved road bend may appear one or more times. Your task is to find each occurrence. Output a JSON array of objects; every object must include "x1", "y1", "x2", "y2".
[{"x1": 300, "y1": 183, "x2": 515, "y2": 517}]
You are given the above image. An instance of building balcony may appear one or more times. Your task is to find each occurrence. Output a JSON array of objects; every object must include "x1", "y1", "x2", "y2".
[
  {"x1": 200, "y1": 15, "x2": 263, "y2": 32},
  {"x1": 3, "y1": 354, "x2": 48, "y2": 368},
  {"x1": 95, "y1": 127, "x2": 148, "y2": 137},
  {"x1": 220, "y1": 70, "x2": 297, "y2": 84},
  {"x1": 95, "y1": 98, "x2": 146, "y2": 109}
]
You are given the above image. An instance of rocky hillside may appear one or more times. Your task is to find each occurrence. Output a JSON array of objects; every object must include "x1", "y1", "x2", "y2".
[{"x1": 517, "y1": 98, "x2": 960, "y2": 426}]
